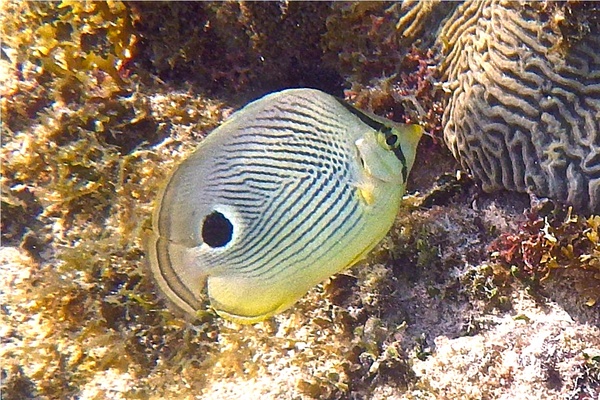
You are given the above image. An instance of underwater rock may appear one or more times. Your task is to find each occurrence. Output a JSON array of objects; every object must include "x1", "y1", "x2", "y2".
[
  {"x1": 130, "y1": 1, "x2": 339, "y2": 94},
  {"x1": 438, "y1": 0, "x2": 600, "y2": 212}
]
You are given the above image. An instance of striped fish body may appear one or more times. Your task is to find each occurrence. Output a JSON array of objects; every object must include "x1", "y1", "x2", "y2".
[{"x1": 148, "y1": 88, "x2": 423, "y2": 324}]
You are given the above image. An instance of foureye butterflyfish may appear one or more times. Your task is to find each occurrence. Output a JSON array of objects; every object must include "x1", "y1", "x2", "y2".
[{"x1": 147, "y1": 88, "x2": 423, "y2": 324}]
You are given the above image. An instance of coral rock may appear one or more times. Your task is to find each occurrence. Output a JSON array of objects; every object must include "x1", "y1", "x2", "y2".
[{"x1": 438, "y1": 0, "x2": 600, "y2": 212}]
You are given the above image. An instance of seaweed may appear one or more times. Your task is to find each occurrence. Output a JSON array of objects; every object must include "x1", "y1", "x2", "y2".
[{"x1": 490, "y1": 202, "x2": 600, "y2": 307}]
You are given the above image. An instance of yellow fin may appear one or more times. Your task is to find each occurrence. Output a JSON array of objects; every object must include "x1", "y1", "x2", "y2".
[{"x1": 357, "y1": 181, "x2": 376, "y2": 206}]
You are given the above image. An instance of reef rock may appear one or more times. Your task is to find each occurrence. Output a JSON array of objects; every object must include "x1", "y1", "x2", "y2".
[{"x1": 438, "y1": 0, "x2": 600, "y2": 212}]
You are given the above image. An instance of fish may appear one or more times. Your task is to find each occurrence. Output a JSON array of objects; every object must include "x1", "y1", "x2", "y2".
[{"x1": 147, "y1": 88, "x2": 423, "y2": 324}]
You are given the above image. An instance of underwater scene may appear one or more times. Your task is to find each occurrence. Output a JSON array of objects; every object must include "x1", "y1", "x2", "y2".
[{"x1": 1, "y1": 1, "x2": 600, "y2": 399}]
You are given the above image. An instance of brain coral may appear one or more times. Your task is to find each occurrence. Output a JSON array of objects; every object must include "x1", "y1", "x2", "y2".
[{"x1": 438, "y1": 0, "x2": 600, "y2": 212}]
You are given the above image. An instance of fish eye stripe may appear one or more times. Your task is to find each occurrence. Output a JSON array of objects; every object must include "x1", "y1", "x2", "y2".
[
  {"x1": 334, "y1": 97, "x2": 387, "y2": 132},
  {"x1": 394, "y1": 147, "x2": 408, "y2": 181}
]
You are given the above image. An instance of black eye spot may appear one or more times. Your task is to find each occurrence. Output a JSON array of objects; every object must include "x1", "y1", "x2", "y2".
[
  {"x1": 386, "y1": 134, "x2": 398, "y2": 146},
  {"x1": 202, "y1": 211, "x2": 233, "y2": 248}
]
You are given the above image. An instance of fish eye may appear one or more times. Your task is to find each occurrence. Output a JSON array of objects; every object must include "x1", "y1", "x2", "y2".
[
  {"x1": 202, "y1": 211, "x2": 233, "y2": 248},
  {"x1": 385, "y1": 134, "x2": 398, "y2": 147}
]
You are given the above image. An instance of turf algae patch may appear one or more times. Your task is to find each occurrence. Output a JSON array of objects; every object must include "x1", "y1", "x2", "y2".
[
  {"x1": 323, "y1": 1, "x2": 455, "y2": 86},
  {"x1": 130, "y1": 1, "x2": 339, "y2": 95},
  {"x1": 438, "y1": 0, "x2": 600, "y2": 213},
  {"x1": 1, "y1": 0, "x2": 141, "y2": 245}
]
